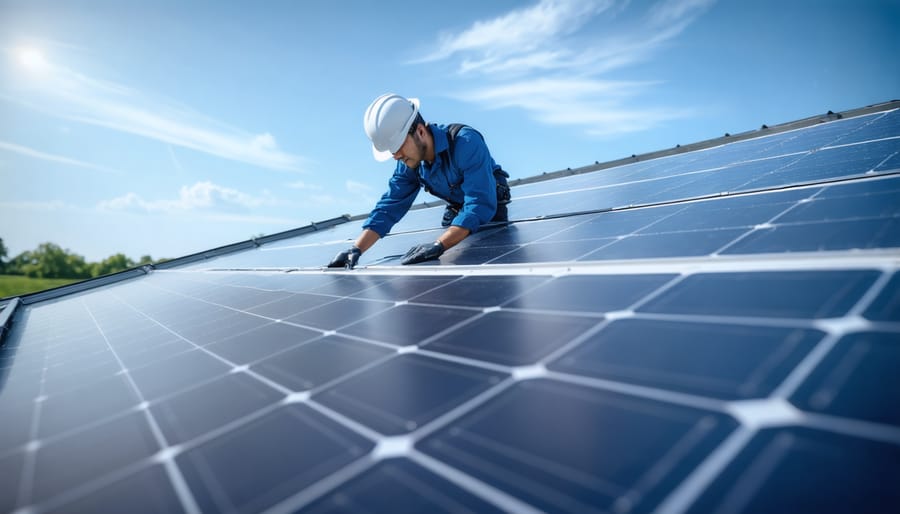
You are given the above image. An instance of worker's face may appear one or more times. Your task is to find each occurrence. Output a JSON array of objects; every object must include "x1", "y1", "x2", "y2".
[{"x1": 392, "y1": 125, "x2": 427, "y2": 168}]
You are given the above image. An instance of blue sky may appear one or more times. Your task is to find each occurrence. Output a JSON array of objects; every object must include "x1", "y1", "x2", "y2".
[{"x1": 1, "y1": 0, "x2": 898, "y2": 262}]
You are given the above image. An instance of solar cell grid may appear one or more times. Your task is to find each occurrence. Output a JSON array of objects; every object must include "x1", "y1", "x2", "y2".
[
  {"x1": 744, "y1": 138, "x2": 900, "y2": 189},
  {"x1": 1, "y1": 104, "x2": 899, "y2": 513},
  {"x1": 827, "y1": 109, "x2": 900, "y2": 147},
  {"x1": 753, "y1": 112, "x2": 879, "y2": 156}
]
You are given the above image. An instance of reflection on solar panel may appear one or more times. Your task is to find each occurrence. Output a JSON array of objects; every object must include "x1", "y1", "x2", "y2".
[{"x1": 2, "y1": 102, "x2": 899, "y2": 513}]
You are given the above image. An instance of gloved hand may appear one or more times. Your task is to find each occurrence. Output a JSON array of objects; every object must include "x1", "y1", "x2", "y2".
[
  {"x1": 401, "y1": 241, "x2": 444, "y2": 265},
  {"x1": 327, "y1": 246, "x2": 362, "y2": 269}
]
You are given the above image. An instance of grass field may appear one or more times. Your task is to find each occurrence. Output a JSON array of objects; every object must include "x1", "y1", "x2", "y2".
[{"x1": 0, "y1": 275, "x2": 80, "y2": 299}]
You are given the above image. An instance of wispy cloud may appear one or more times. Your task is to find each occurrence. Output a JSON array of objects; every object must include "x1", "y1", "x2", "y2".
[
  {"x1": 2, "y1": 47, "x2": 305, "y2": 172},
  {"x1": 460, "y1": 78, "x2": 692, "y2": 135},
  {"x1": 345, "y1": 180, "x2": 375, "y2": 196},
  {"x1": 0, "y1": 140, "x2": 122, "y2": 174},
  {"x1": 283, "y1": 179, "x2": 377, "y2": 209},
  {"x1": 345, "y1": 180, "x2": 378, "y2": 205},
  {"x1": 285, "y1": 180, "x2": 324, "y2": 191},
  {"x1": 414, "y1": 0, "x2": 716, "y2": 135},
  {"x1": 413, "y1": 0, "x2": 615, "y2": 68},
  {"x1": 98, "y1": 181, "x2": 281, "y2": 213}
]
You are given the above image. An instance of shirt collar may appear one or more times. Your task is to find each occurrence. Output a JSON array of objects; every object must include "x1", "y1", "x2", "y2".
[{"x1": 430, "y1": 123, "x2": 449, "y2": 161}]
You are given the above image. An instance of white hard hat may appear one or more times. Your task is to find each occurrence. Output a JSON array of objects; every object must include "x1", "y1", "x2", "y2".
[{"x1": 363, "y1": 93, "x2": 420, "y2": 161}]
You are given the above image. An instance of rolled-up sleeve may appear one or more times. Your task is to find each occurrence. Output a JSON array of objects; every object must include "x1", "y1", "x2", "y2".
[
  {"x1": 362, "y1": 166, "x2": 420, "y2": 237},
  {"x1": 451, "y1": 130, "x2": 497, "y2": 233}
]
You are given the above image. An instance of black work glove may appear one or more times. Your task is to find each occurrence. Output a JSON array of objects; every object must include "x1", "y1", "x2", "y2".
[
  {"x1": 327, "y1": 246, "x2": 362, "y2": 269},
  {"x1": 401, "y1": 241, "x2": 445, "y2": 265}
]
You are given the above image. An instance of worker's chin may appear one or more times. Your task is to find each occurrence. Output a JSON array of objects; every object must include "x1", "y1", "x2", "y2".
[{"x1": 404, "y1": 159, "x2": 419, "y2": 169}]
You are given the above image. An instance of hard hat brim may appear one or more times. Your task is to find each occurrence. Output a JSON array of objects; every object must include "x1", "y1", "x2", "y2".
[
  {"x1": 372, "y1": 146, "x2": 393, "y2": 162},
  {"x1": 369, "y1": 97, "x2": 419, "y2": 162}
]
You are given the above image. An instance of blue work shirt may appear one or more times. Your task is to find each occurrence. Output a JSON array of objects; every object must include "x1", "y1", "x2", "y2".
[{"x1": 362, "y1": 123, "x2": 503, "y2": 237}]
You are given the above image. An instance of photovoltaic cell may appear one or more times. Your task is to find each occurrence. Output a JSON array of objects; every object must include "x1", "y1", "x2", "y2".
[
  {"x1": 204, "y1": 321, "x2": 321, "y2": 363},
  {"x1": 636, "y1": 270, "x2": 879, "y2": 319},
  {"x1": 790, "y1": 331, "x2": 900, "y2": 427},
  {"x1": 503, "y1": 273, "x2": 678, "y2": 313},
  {"x1": 150, "y1": 373, "x2": 284, "y2": 445},
  {"x1": 314, "y1": 354, "x2": 505, "y2": 435},
  {"x1": 863, "y1": 272, "x2": 900, "y2": 321},
  {"x1": 175, "y1": 404, "x2": 373, "y2": 513},
  {"x1": 419, "y1": 379, "x2": 739, "y2": 513},
  {"x1": 282, "y1": 297, "x2": 395, "y2": 331},
  {"x1": 422, "y1": 310, "x2": 600, "y2": 366},
  {"x1": 686, "y1": 428, "x2": 900, "y2": 513},
  {"x1": 43, "y1": 464, "x2": 185, "y2": 514},
  {"x1": 409, "y1": 275, "x2": 549, "y2": 307},
  {"x1": 251, "y1": 335, "x2": 394, "y2": 391},
  {"x1": 0, "y1": 452, "x2": 24, "y2": 513},
  {"x1": 33, "y1": 411, "x2": 159, "y2": 501},
  {"x1": 1, "y1": 103, "x2": 899, "y2": 513},
  {"x1": 339, "y1": 304, "x2": 478, "y2": 347},
  {"x1": 302, "y1": 458, "x2": 505, "y2": 513},
  {"x1": 36, "y1": 373, "x2": 138, "y2": 439},
  {"x1": 722, "y1": 217, "x2": 900, "y2": 254},
  {"x1": 548, "y1": 319, "x2": 824, "y2": 400}
]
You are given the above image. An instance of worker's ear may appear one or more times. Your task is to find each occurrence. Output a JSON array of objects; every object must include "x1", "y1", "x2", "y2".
[{"x1": 413, "y1": 122, "x2": 428, "y2": 139}]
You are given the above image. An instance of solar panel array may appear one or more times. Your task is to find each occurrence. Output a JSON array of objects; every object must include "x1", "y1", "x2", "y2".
[{"x1": 1, "y1": 105, "x2": 899, "y2": 513}]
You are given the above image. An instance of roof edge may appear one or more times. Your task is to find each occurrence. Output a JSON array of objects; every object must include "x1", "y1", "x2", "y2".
[
  {"x1": 0, "y1": 215, "x2": 355, "y2": 306},
  {"x1": 492, "y1": 99, "x2": 900, "y2": 191},
  {"x1": 0, "y1": 297, "x2": 21, "y2": 347},
  {"x1": 154, "y1": 214, "x2": 352, "y2": 270},
  {"x1": 1, "y1": 267, "x2": 153, "y2": 307}
]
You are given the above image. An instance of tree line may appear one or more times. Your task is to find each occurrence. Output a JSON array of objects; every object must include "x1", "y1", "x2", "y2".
[{"x1": 0, "y1": 238, "x2": 155, "y2": 280}]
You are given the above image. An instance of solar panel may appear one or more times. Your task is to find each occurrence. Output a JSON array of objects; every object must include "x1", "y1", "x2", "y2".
[{"x1": 1, "y1": 103, "x2": 899, "y2": 513}]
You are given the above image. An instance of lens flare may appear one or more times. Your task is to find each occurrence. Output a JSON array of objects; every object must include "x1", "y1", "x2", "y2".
[{"x1": 15, "y1": 47, "x2": 48, "y2": 70}]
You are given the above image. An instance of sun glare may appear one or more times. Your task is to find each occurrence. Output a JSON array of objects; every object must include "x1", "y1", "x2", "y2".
[{"x1": 15, "y1": 47, "x2": 48, "y2": 71}]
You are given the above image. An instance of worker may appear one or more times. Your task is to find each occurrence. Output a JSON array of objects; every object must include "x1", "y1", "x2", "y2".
[{"x1": 327, "y1": 93, "x2": 511, "y2": 268}]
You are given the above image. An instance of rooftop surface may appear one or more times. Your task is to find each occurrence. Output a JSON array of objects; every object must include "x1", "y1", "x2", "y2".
[{"x1": 1, "y1": 102, "x2": 899, "y2": 513}]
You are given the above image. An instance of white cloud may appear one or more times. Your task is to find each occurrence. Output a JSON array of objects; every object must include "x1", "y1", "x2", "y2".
[
  {"x1": 305, "y1": 194, "x2": 340, "y2": 206},
  {"x1": 285, "y1": 180, "x2": 324, "y2": 191},
  {"x1": 3, "y1": 50, "x2": 305, "y2": 172},
  {"x1": 98, "y1": 181, "x2": 280, "y2": 213},
  {"x1": 649, "y1": 0, "x2": 716, "y2": 26},
  {"x1": 415, "y1": 0, "x2": 615, "y2": 66},
  {"x1": 345, "y1": 180, "x2": 378, "y2": 206},
  {"x1": 414, "y1": 0, "x2": 716, "y2": 134},
  {"x1": 251, "y1": 132, "x2": 278, "y2": 151},
  {"x1": 0, "y1": 140, "x2": 122, "y2": 174},
  {"x1": 460, "y1": 77, "x2": 692, "y2": 134},
  {"x1": 345, "y1": 180, "x2": 375, "y2": 195}
]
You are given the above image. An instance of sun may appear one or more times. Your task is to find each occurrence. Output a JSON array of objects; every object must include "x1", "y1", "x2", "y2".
[{"x1": 15, "y1": 47, "x2": 48, "y2": 71}]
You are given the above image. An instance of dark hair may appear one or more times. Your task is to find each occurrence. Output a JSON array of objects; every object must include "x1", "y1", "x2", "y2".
[{"x1": 408, "y1": 112, "x2": 425, "y2": 134}]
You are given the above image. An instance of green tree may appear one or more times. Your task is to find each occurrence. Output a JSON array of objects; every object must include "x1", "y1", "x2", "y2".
[
  {"x1": 91, "y1": 253, "x2": 135, "y2": 277},
  {"x1": 6, "y1": 252, "x2": 26, "y2": 275},
  {"x1": 67, "y1": 252, "x2": 90, "y2": 279},
  {"x1": 17, "y1": 242, "x2": 90, "y2": 279}
]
